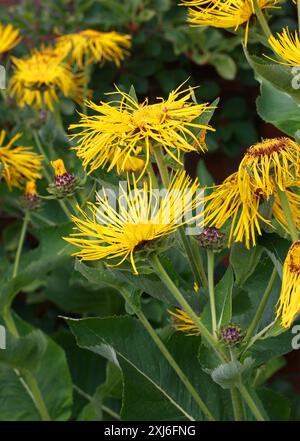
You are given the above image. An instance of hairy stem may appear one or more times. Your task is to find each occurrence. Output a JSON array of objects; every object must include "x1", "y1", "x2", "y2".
[
  {"x1": 13, "y1": 211, "x2": 30, "y2": 278},
  {"x1": 207, "y1": 250, "x2": 217, "y2": 337},
  {"x1": 276, "y1": 187, "x2": 299, "y2": 242}
]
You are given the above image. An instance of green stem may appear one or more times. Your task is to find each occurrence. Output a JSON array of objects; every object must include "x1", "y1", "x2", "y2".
[
  {"x1": 149, "y1": 254, "x2": 227, "y2": 363},
  {"x1": 298, "y1": 0, "x2": 300, "y2": 35},
  {"x1": 21, "y1": 371, "x2": 51, "y2": 421},
  {"x1": 2, "y1": 311, "x2": 51, "y2": 421},
  {"x1": 245, "y1": 267, "x2": 277, "y2": 343},
  {"x1": 252, "y1": 0, "x2": 272, "y2": 40},
  {"x1": 207, "y1": 250, "x2": 217, "y2": 337},
  {"x1": 153, "y1": 145, "x2": 169, "y2": 187},
  {"x1": 276, "y1": 187, "x2": 299, "y2": 242},
  {"x1": 153, "y1": 146, "x2": 206, "y2": 288},
  {"x1": 238, "y1": 382, "x2": 265, "y2": 421},
  {"x1": 13, "y1": 211, "x2": 30, "y2": 278},
  {"x1": 179, "y1": 229, "x2": 205, "y2": 290},
  {"x1": 120, "y1": 287, "x2": 215, "y2": 421},
  {"x1": 190, "y1": 238, "x2": 208, "y2": 288},
  {"x1": 229, "y1": 348, "x2": 245, "y2": 421},
  {"x1": 230, "y1": 387, "x2": 244, "y2": 421},
  {"x1": 147, "y1": 162, "x2": 159, "y2": 188},
  {"x1": 33, "y1": 130, "x2": 73, "y2": 219}
]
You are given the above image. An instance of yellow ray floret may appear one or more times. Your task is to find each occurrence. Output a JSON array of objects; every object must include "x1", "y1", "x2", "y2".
[
  {"x1": 0, "y1": 23, "x2": 22, "y2": 54},
  {"x1": 238, "y1": 137, "x2": 300, "y2": 204},
  {"x1": 9, "y1": 47, "x2": 85, "y2": 111},
  {"x1": 65, "y1": 170, "x2": 204, "y2": 274},
  {"x1": 0, "y1": 130, "x2": 43, "y2": 190},
  {"x1": 56, "y1": 29, "x2": 131, "y2": 69},
  {"x1": 70, "y1": 82, "x2": 214, "y2": 177},
  {"x1": 204, "y1": 172, "x2": 272, "y2": 248},
  {"x1": 276, "y1": 241, "x2": 300, "y2": 329},
  {"x1": 168, "y1": 308, "x2": 200, "y2": 335},
  {"x1": 268, "y1": 28, "x2": 300, "y2": 66},
  {"x1": 181, "y1": 0, "x2": 280, "y2": 45}
]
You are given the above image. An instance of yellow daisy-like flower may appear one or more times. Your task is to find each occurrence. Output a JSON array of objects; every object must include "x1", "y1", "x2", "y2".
[
  {"x1": 56, "y1": 29, "x2": 131, "y2": 69},
  {"x1": 0, "y1": 130, "x2": 43, "y2": 190},
  {"x1": 0, "y1": 23, "x2": 22, "y2": 54},
  {"x1": 204, "y1": 172, "x2": 272, "y2": 248},
  {"x1": 181, "y1": 0, "x2": 280, "y2": 45},
  {"x1": 65, "y1": 170, "x2": 203, "y2": 274},
  {"x1": 268, "y1": 28, "x2": 300, "y2": 66},
  {"x1": 168, "y1": 308, "x2": 200, "y2": 335},
  {"x1": 238, "y1": 138, "x2": 300, "y2": 203},
  {"x1": 70, "y1": 83, "x2": 214, "y2": 177},
  {"x1": 276, "y1": 241, "x2": 300, "y2": 328},
  {"x1": 9, "y1": 47, "x2": 85, "y2": 111}
]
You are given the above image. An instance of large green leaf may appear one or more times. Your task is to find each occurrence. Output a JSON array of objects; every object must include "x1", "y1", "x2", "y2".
[
  {"x1": 0, "y1": 223, "x2": 72, "y2": 312},
  {"x1": 257, "y1": 80, "x2": 300, "y2": 137},
  {"x1": 230, "y1": 243, "x2": 263, "y2": 286},
  {"x1": 0, "y1": 315, "x2": 73, "y2": 421},
  {"x1": 66, "y1": 316, "x2": 223, "y2": 421}
]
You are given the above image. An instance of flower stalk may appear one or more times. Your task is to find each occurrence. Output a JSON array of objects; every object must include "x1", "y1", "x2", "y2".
[{"x1": 119, "y1": 287, "x2": 216, "y2": 421}]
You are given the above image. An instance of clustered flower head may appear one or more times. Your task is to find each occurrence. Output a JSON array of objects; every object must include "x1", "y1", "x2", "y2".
[
  {"x1": 70, "y1": 82, "x2": 214, "y2": 178},
  {"x1": 56, "y1": 29, "x2": 132, "y2": 69},
  {"x1": 0, "y1": 130, "x2": 43, "y2": 190},
  {"x1": 9, "y1": 47, "x2": 85, "y2": 111},
  {"x1": 181, "y1": 0, "x2": 280, "y2": 45},
  {"x1": 65, "y1": 170, "x2": 203, "y2": 274},
  {"x1": 0, "y1": 23, "x2": 22, "y2": 54},
  {"x1": 197, "y1": 227, "x2": 226, "y2": 251}
]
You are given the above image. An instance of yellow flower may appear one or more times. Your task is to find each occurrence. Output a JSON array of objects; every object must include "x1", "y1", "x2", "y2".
[
  {"x1": 268, "y1": 28, "x2": 300, "y2": 66},
  {"x1": 65, "y1": 170, "x2": 203, "y2": 274},
  {"x1": 168, "y1": 308, "x2": 200, "y2": 335},
  {"x1": 25, "y1": 180, "x2": 38, "y2": 197},
  {"x1": 114, "y1": 154, "x2": 145, "y2": 175},
  {"x1": 0, "y1": 130, "x2": 43, "y2": 190},
  {"x1": 51, "y1": 158, "x2": 67, "y2": 176},
  {"x1": 9, "y1": 47, "x2": 85, "y2": 111},
  {"x1": 181, "y1": 0, "x2": 280, "y2": 45},
  {"x1": 0, "y1": 23, "x2": 22, "y2": 54},
  {"x1": 70, "y1": 82, "x2": 214, "y2": 177},
  {"x1": 204, "y1": 172, "x2": 271, "y2": 248},
  {"x1": 238, "y1": 138, "x2": 300, "y2": 203},
  {"x1": 56, "y1": 29, "x2": 131, "y2": 69},
  {"x1": 276, "y1": 241, "x2": 300, "y2": 328}
]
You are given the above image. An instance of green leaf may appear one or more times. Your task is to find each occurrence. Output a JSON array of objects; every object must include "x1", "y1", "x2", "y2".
[
  {"x1": 257, "y1": 80, "x2": 300, "y2": 138},
  {"x1": 0, "y1": 223, "x2": 72, "y2": 312},
  {"x1": 245, "y1": 52, "x2": 300, "y2": 104},
  {"x1": 66, "y1": 316, "x2": 222, "y2": 421},
  {"x1": 0, "y1": 315, "x2": 73, "y2": 421},
  {"x1": 210, "y1": 358, "x2": 254, "y2": 390},
  {"x1": 197, "y1": 159, "x2": 214, "y2": 187},
  {"x1": 202, "y1": 267, "x2": 233, "y2": 331},
  {"x1": 211, "y1": 54, "x2": 237, "y2": 80},
  {"x1": 230, "y1": 243, "x2": 263, "y2": 286},
  {"x1": 0, "y1": 330, "x2": 47, "y2": 372},
  {"x1": 253, "y1": 357, "x2": 286, "y2": 388},
  {"x1": 257, "y1": 388, "x2": 291, "y2": 421}
]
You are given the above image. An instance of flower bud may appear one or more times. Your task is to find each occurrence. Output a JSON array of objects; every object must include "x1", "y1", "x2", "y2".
[
  {"x1": 219, "y1": 324, "x2": 244, "y2": 347},
  {"x1": 47, "y1": 158, "x2": 79, "y2": 198},
  {"x1": 197, "y1": 227, "x2": 226, "y2": 251},
  {"x1": 20, "y1": 180, "x2": 40, "y2": 210}
]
